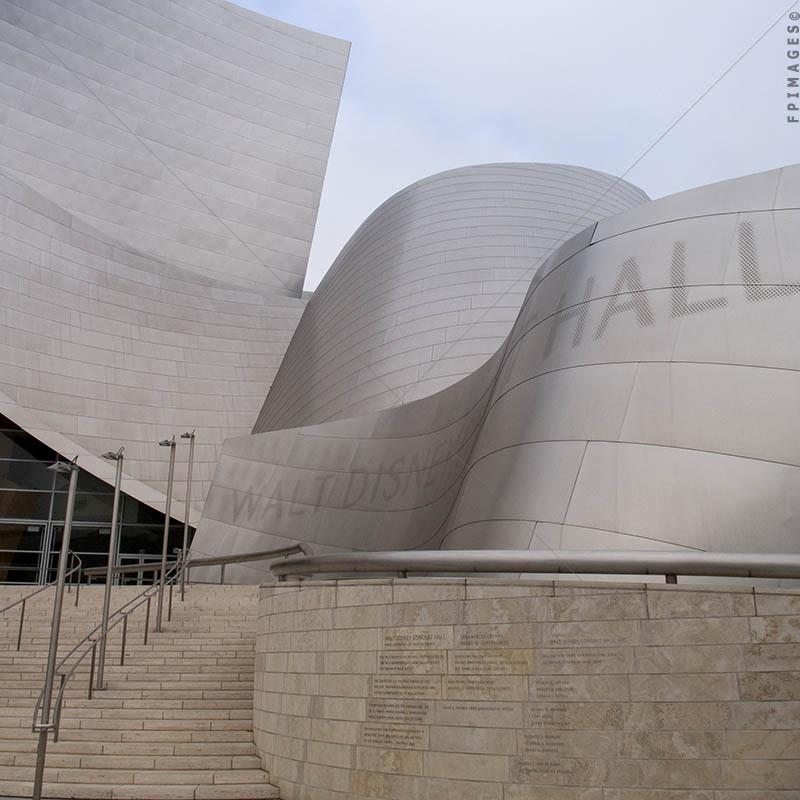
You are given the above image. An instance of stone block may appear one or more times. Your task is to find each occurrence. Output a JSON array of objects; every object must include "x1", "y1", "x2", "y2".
[
  {"x1": 536, "y1": 619, "x2": 640, "y2": 648},
  {"x1": 640, "y1": 618, "x2": 750, "y2": 646},
  {"x1": 327, "y1": 628, "x2": 383, "y2": 652},
  {"x1": 392, "y1": 581, "x2": 466, "y2": 603},
  {"x1": 739, "y1": 671, "x2": 800, "y2": 701},
  {"x1": 635, "y1": 644, "x2": 744, "y2": 673},
  {"x1": 429, "y1": 725, "x2": 516, "y2": 755},
  {"x1": 755, "y1": 592, "x2": 800, "y2": 616},
  {"x1": 337, "y1": 583, "x2": 393, "y2": 607},
  {"x1": 424, "y1": 751, "x2": 509, "y2": 782},
  {"x1": 463, "y1": 596, "x2": 549, "y2": 624},
  {"x1": 528, "y1": 674, "x2": 630, "y2": 702},
  {"x1": 750, "y1": 616, "x2": 800, "y2": 643},
  {"x1": 355, "y1": 745, "x2": 424, "y2": 775},
  {"x1": 553, "y1": 592, "x2": 646, "y2": 621},
  {"x1": 646, "y1": 589, "x2": 755, "y2": 619},
  {"x1": 629, "y1": 673, "x2": 740, "y2": 702},
  {"x1": 388, "y1": 600, "x2": 462, "y2": 627}
]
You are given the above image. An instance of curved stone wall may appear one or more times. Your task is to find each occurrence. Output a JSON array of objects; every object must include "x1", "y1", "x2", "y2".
[
  {"x1": 255, "y1": 578, "x2": 800, "y2": 799},
  {"x1": 254, "y1": 164, "x2": 648, "y2": 431},
  {"x1": 193, "y1": 165, "x2": 800, "y2": 571}
]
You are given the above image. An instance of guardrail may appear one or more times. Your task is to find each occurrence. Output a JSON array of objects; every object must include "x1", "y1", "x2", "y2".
[
  {"x1": 83, "y1": 545, "x2": 306, "y2": 586},
  {"x1": 33, "y1": 543, "x2": 311, "y2": 741},
  {"x1": 0, "y1": 552, "x2": 82, "y2": 650},
  {"x1": 270, "y1": 549, "x2": 800, "y2": 583},
  {"x1": 32, "y1": 559, "x2": 180, "y2": 745},
  {"x1": 84, "y1": 559, "x2": 178, "y2": 582},
  {"x1": 184, "y1": 544, "x2": 306, "y2": 584}
]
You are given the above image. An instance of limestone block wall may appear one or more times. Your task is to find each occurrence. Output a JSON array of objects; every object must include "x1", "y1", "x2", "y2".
[{"x1": 255, "y1": 578, "x2": 800, "y2": 799}]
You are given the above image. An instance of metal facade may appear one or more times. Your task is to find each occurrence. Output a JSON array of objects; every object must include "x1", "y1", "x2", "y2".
[
  {"x1": 192, "y1": 165, "x2": 800, "y2": 580},
  {"x1": 0, "y1": 0, "x2": 348, "y2": 520}
]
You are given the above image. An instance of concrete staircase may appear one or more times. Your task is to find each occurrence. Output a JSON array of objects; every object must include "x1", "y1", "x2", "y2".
[{"x1": 0, "y1": 584, "x2": 279, "y2": 799}]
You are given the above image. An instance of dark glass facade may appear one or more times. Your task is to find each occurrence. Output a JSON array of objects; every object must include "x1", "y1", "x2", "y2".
[{"x1": 0, "y1": 415, "x2": 191, "y2": 584}]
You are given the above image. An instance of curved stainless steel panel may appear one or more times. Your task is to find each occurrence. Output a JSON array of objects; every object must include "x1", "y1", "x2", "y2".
[
  {"x1": 193, "y1": 164, "x2": 800, "y2": 580},
  {"x1": 0, "y1": 1, "x2": 348, "y2": 517},
  {"x1": 254, "y1": 164, "x2": 648, "y2": 431},
  {"x1": 0, "y1": 0, "x2": 348, "y2": 293}
]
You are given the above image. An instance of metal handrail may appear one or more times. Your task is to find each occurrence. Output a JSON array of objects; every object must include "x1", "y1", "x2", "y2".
[
  {"x1": 32, "y1": 559, "x2": 181, "y2": 742},
  {"x1": 0, "y1": 552, "x2": 82, "y2": 651},
  {"x1": 185, "y1": 544, "x2": 306, "y2": 568},
  {"x1": 84, "y1": 560, "x2": 178, "y2": 579},
  {"x1": 270, "y1": 549, "x2": 800, "y2": 582},
  {"x1": 83, "y1": 545, "x2": 306, "y2": 585},
  {"x1": 31, "y1": 544, "x2": 310, "y2": 742},
  {"x1": 184, "y1": 544, "x2": 307, "y2": 584}
]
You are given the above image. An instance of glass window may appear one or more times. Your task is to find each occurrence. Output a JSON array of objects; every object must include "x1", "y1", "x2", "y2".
[
  {"x1": 0, "y1": 523, "x2": 43, "y2": 582},
  {"x1": 0, "y1": 428, "x2": 57, "y2": 461},
  {"x1": 0, "y1": 459, "x2": 63, "y2": 491},
  {"x1": 0, "y1": 414, "x2": 194, "y2": 583},
  {"x1": 0, "y1": 490, "x2": 57, "y2": 520}
]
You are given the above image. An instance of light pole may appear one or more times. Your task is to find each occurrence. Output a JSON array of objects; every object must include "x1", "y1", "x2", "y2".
[
  {"x1": 39, "y1": 467, "x2": 58, "y2": 585},
  {"x1": 179, "y1": 430, "x2": 195, "y2": 601},
  {"x1": 96, "y1": 447, "x2": 124, "y2": 690},
  {"x1": 33, "y1": 457, "x2": 79, "y2": 800},
  {"x1": 155, "y1": 437, "x2": 176, "y2": 633}
]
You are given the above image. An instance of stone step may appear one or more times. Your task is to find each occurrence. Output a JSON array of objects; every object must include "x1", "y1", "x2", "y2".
[
  {"x1": 0, "y1": 780, "x2": 279, "y2": 800},
  {"x1": 0, "y1": 585, "x2": 275, "y2": 799},
  {"x1": 12, "y1": 753, "x2": 263, "y2": 770},
  {"x1": 0, "y1": 768, "x2": 277, "y2": 791}
]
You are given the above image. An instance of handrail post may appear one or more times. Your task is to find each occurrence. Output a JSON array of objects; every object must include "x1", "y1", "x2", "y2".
[
  {"x1": 120, "y1": 614, "x2": 128, "y2": 666},
  {"x1": 33, "y1": 459, "x2": 79, "y2": 800},
  {"x1": 144, "y1": 596, "x2": 151, "y2": 646},
  {"x1": 17, "y1": 598, "x2": 25, "y2": 651},
  {"x1": 75, "y1": 564, "x2": 81, "y2": 607},
  {"x1": 179, "y1": 430, "x2": 195, "y2": 602},
  {"x1": 220, "y1": 563, "x2": 225, "y2": 584},
  {"x1": 155, "y1": 437, "x2": 176, "y2": 633},
  {"x1": 168, "y1": 580, "x2": 173, "y2": 622},
  {"x1": 88, "y1": 642, "x2": 96, "y2": 700},
  {"x1": 53, "y1": 674, "x2": 65, "y2": 743},
  {"x1": 97, "y1": 451, "x2": 124, "y2": 691}
]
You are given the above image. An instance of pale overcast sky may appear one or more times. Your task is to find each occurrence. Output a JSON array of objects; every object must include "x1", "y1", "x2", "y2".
[{"x1": 236, "y1": 0, "x2": 799, "y2": 290}]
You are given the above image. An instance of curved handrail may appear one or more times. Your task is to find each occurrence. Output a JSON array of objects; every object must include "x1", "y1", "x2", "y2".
[
  {"x1": 84, "y1": 560, "x2": 177, "y2": 580},
  {"x1": 32, "y1": 544, "x2": 312, "y2": 741},
  {"x1": 183, "y1": 544, "x2": 307, "y2": 585},
  {"x1": 0, "y1": 551, "x2": 82, "y2": 615},
  {"x1": 32, "y1": 559, "x2": 180, "y2": 741},
  {"x1": 270, "y1": 549, "x2": 800, "y2": 581},
  {"x1": 184, "y1": 544, "x2": 307, "y2": 568},
  {"x1": 0, "y1": 552, "x2": 82, "y2": 651}
]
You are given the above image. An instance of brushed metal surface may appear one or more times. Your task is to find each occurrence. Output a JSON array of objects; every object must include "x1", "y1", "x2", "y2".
[
  {"x1": 0, "y1": 0, "x2": 348, "y2": 518},
  {"x1": 193, "y1": 165, "x2": 800, "y2": 580},
  {"x1": 269, "y1": 549, "x2": 800, "y2": 580}
]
